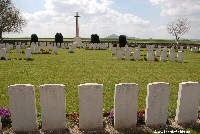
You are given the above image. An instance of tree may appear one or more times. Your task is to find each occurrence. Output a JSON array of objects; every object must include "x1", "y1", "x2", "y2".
[
  {"x1": 55, "y1": 33, "x2": 63, "y2": 44},
  {"x1": 31, "y1": 34, "x2": 38, "y2": 43},
  {"x1": 167, "y1": 18, "x2": 191, "y2": 45},
  {"x1": 119, "y1": 35, "x2": 127, "y2": 47},
  {"x1": 91, "y1": 34, "x2": 100, "y2": 43},
  {"x1": 0, "y1": 0, "x2": 26, "y2": 42}
]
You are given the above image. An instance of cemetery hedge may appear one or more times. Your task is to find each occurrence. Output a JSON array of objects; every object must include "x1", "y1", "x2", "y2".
[{"x1": 0, "y1": 47, "x2": 200, "y2": 116}]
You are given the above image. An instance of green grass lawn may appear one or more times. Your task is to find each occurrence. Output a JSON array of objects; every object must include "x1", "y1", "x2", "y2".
[
  {"x1": 0, "y1": 47, "x2": 200, "y2": 133},
  {"x1": 0, "y1": 48, "x2": 200, "y2": 114}
]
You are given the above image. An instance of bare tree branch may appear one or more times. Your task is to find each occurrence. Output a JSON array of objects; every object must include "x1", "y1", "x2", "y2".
[{"x1": 166, "y1": 18, "x2": 191, "y2": 44}]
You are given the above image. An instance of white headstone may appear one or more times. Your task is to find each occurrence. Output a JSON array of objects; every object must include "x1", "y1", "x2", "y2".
[
  {"x1": 155, "y1": 48, "x2": 161, "y2": 57},
  {"x1": 40, "y1": 84, "x2": 66, "y2": 130},
  {"x1": 6, "y1": 44, "x2": 10, "y2": 52},
  {"x1": 121, "y1": 47, "x2": 125, "y2": 55},
  {"x1": 8, "y1": 84, "x2": 38, "y2": 132},
  {"x1": 125, "y1": 48, "x2": 131, "y2": 61},
  {"x1": 31, "y1": 44, "x2": 35, "y2": 54},
  {"x1": 54, "y1": 45, "x2": 58, "y2": 54},
  {"x1": 187, "y1": 45, "x2": 190, "y2": 51},
  {"x1": 169, "y1": 49, "x2": 175, "y2": 62},
  {"x1": 21, "y1": 43, "x2": 25, "y2": 49},
  {"x1": 160, "y1": 51, "x2": 167, "y2": 62},
  {"x1": 117, "y1": 50, "x2": 123, "y2": 60},
  {"x1": 177, "y1": 51, "x2": 184, "y2": 62},
  {"x1": 26, "y1": 48, "x2": 32, "y2": 59},
  {"x1": 0, "y1": 48, "x2": 6, "y2": 59},
  {"x1": 114, "y1": 83, "x2": 139, "y2": 129},
  {"x1": 175, "y1": 82, "x2": 200, "y2": 124},
  {"x1": 10, "y1": 44, "x2": 13, "y2": 50},
  {"x1": 79, "y1": 83, "x2": 103, "y2": 130},
  {"x1": 145, "y1": 82, "x2": 170, "y2": 126},
  {"x1": 16, "y1": 45, "x2": 20, "y2": 54},
  {"x1": 69, "y1": 44, "x2": 74, "y2": 53},
  {"x1": 163, "y1": 46, "x2": 168, "y2": 52},
  {"x1": 134, "y1": 49, "x2": 140, "y2": 60},
  {"x1": 180, "y1": 46, "x2": 183, "y2": 51},
  {"x1": 112, "y1": 47, "x2": 117, "y2": 55},
  {"x1": 147, "y1": 50, "x2": 154, "y2": 61},
  {"x1": 2, "y1": 43, "x2": 5, "y2": 48},
  {"x1": 35, "y1": 45, "x2": 40, "y2": 53}
]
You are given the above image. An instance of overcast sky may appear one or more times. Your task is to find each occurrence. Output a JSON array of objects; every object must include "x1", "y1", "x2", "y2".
[{"x1": 3, "y1": 0, "x2": 200, "y2": 39}]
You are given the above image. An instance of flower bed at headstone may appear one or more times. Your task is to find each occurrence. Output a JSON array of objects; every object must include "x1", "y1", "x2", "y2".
[
  {"x1": 1, "y1": 107, "x2": 200, "y2": 133},
  {"x1": 0, "y1": 108, "x2": 12, "y2": 128}
]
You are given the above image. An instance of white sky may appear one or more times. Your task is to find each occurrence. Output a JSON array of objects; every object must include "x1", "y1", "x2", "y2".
[{"x1": 3, "y1": 0, "x2": 200, "y2": 39}]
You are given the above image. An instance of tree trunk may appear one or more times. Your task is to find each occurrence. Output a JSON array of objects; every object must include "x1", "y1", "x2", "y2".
[
  {"x1": 176, "y1": 40, "x2": 179, "y2": 45},
  {"x1": 0, "y1": 31, "x2": 3, "y2": 43}
]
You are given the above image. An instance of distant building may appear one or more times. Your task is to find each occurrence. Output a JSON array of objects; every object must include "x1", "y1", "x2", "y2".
[
  {"x1": 106, "y1": 34, "x2": 118, "y2": 38},
  {"x1": 106, "y1": 34, "x2": 136, "y2": 39}
]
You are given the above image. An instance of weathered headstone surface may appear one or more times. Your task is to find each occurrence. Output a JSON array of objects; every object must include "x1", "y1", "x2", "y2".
[
  {"x1": 180, "y1": 46, "x2": 183, "y2": 51},
  {"x1": 121, "y1": 47, "x2": 125, "y2": 55},
  {"x1": 155, "y1": 48, "x2": 161, "y2": 57},
  {"x1": 0, "y1": 48, "x2": 6, "y2": 59},
  {"x1": 69, "y1": 44, "x2": 74, "y2": 53},
  {"x1": 125, "y1": 48, "x2": 131, "y2": 61},
  {"x1": 169, "y1": 49, "x2": 175, "y2": 62},
  {"x1": 177, "y1": 51, "x2": 184, "y2": 62},
  {"x1": 31, "y1": 44, "x2": 35, "y2": 53},
  {"x1": 26, "y1": 48, "x2": 32, "y2": 59},
  {"x1": 134, "y1": 49, "x2": 140, "y2": 60},
  {"x1": 160, "y1": 51, "x2": 167, "y2": 61},
  {"x1": 54, "y1": 45, "x2": 58, "y2": 54},
  {"x1": 6, "y1": 44, "x2": 10, "y2": 52},
  {"x1": 187, "y1": 45, "x2": 190, "y2": 51},
  {"x1": 114, "y1": 83, "x2": 139, "y2": 129},
  {"x1": 16, "y1": 45, "x2": 20, "y2": 54},
  {"x1": 8, "y1": 84, "x2": 38, "y2": 132},
  {"x1": 79, "y1": 83, "x2": 103, "y2": 130},
  {"x1": 163, "y1": 46, "x2": 168, "y2": 52},
  {"x1": 117, "y1": 50, "x2": 123, "y2": 60},
  {"x1": 35, "y1": 45, "x2": 40, "y2": 53},
  {"x1": 112, "y1": 47, "x2": 117, "y2": 55},
  {"x1": 145, "y1": 82, "x2": 170, "y2": 126},
  {"x1": 147, "y1": 50, "x2": 154, "y2": 61},
  {"x1": 40, "y1": 84, "x2": 66, "y2": 130},
  {"x1": 175, "y1": 82, "x2": 200, "y2": 124}
]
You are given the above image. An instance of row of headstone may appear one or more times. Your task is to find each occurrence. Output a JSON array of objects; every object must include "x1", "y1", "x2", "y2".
[
  {"x1": 189, "y1": 46, "x2": 199, "y2": 52},
  {"x1": 0, "y1": 44, "x2": 14, "y2": 52},
  {"x1": 115, "y1": 47, "x2": 184, "y2": 62},
  {"x1": 5, "y1": 82, "x2": 200, "y2": 132},
  {"x1": 83, "y1": 43, "x2": 109, "y2": 50}
]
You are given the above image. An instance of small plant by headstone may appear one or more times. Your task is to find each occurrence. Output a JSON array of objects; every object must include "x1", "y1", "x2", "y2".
[
  {"x1": 0, "y1": 108, "x2": 12, "y2": 128},
  {"x1": 144, "y1": 56, "x2": 147, "y2": 61},
  {"x1": 0, "y1": 57, "x2": 6, "y2": 60},
  {"x1": 154, "y1": 57, "x2": 159, "y2": 62}
]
